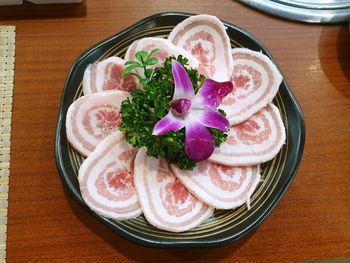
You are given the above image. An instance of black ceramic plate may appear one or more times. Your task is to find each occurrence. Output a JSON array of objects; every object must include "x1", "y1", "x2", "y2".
[{"x1": 55, "y1": 12, "x2": 305, "y2": 248}]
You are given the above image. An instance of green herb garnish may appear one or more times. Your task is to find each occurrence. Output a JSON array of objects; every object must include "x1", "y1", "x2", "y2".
[
  {"x1": 122, "y1": 49, "x2": 160, "y2": 85},
  {"x1": 120, "y1": 51, "x2": 227, "y2": 170}
]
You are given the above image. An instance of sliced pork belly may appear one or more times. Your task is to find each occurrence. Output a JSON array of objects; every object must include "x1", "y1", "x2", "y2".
[
  {"x1": 78, "y1": 132, "x2": 141, "y2": 220},
  {"x1": 83, "y1": 57, "x2": 138, "y2": 95},
  {"x1": 134, "y1": 148, "x2": 213, "y2": 232},
  {"x1": 168, "y1": 14, "x2": 233, "y2": 82},
  {"x1": 66, "y1": 90, "x2": 128, "y2": 156},
  {"x1": 209, "y1": 104, "x2": 286, "y2": 166},
  {"x1": 171, "y1": 162, "x2": 260, "y2": 209},
  {"x1": 124, "y1": 37, "x2": 199, "y2": 78},
  {"x1": 221, "y1": 48, "x2": 283, "y2": 125}
]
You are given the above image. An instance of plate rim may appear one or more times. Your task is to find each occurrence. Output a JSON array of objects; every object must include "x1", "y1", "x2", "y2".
[{"x1": 54, "y1": 11, "x2": 306, "y2": 248}]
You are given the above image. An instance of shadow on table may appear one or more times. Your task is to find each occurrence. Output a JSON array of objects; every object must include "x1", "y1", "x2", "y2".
[
  {"x1": 0, "y1": 0, "x2": 86, "y2": 20},
  {"x1": 319, "y1": 25, "x2": 350, "y2": 100},
  {"x1": 64, "y1": 189, "x2": 253, "y2": 262}
]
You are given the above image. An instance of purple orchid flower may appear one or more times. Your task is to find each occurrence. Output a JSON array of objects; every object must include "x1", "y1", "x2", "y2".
[{"x1": 152, "y1": 60, "x2": 233, "y2": 162}]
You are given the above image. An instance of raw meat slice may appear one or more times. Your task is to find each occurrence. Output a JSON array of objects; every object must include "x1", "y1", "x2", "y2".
[
  {"x1": 124, "y1": 37, "x2": 199, "y2": 78},
  {"x1": 168, "y1": 14, "x2": 233, "y2": 82},
  {"x1": 78, "y1": 132, "x2": 142, "y2": 220},
  {"x1": 171, "y1": 162, "x2": 260, "y2": 209},
  {"x1": 221, "y1": 48, "x2": 283, "y2": 125},
  {"x1": 209, "y1": 104, "x2": 286, "y2": 166},
  {"x1": 83, "y1": 56, "x2": 138, "y2": 95},
  {"x1": 134, "y1": 148, "x2": 214, "y2": 232},
  {"x1": 66, "y1": 90, "x2": 129, "y2": 156}
]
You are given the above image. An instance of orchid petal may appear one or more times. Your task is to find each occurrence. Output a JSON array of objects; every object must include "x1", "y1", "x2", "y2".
[
  {"x1": 192, "y1": 79, "x2": 233, "y2": 109},
  {"x1": 152, "y1": 112, "x2": 185, "y2": 136},
  {"x1": 190, "y1": 108, "x2": 230, "y2": 132},
  {"x1": 172, "y1": 60, "x2": 194, "y2": 100},
  {"x1": 184, "y1": 116, "x2": 215, "y2": 162}
]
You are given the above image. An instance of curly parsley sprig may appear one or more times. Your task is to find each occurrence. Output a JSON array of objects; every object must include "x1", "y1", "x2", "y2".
[{"x1": 120, "y1": 51, "x2": 227, "y2": 170}]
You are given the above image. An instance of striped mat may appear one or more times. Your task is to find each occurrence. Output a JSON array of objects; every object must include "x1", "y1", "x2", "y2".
[{"x1": 0, "y1": 25, "x2": 15, "y2": 263}]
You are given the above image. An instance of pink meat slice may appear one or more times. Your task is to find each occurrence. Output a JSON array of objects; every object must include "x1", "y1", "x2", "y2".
[
  {"x1": 66, "y1": 90, "x2": 129, "y2": 156},
  {"x1": 134, "y1": 147, "x2": 214, "y2": 232},
  {"x1": 209, "y1": 104, "x2": 286, "y2": 166},
  {"x1": 171, "y1": 162, "x2": 260, "y2": 209},
  {"x1": 168, "y1": 14, "x2": 233, "y2": 81},
  {"x1": 124, "y1": 37, "x2": 199, "y2": 78},
  {"x1": 78, "y1": 131, "x2": 142, "y2": 220},
  {"x1": 83, "y1": 56, "x2": 138, "y2": 95},
  {"x1": 221, "y1": 48, "x2": 283, "y2": 125}
]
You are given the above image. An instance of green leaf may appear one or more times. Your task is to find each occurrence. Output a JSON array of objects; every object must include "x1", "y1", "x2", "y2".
[
  {"x1": 139, "y1": 78, "x2": 149, "y2": 85},
  {"x1": 129, "y1": 72, "x2": 142, "y2": 80},
  {"x1": 145, "y1": 57, "x2": 158, "y2": 66},
  {"x1": 148, "y1": 48, "x2": 160, "y2": 58},
  {"x1": 144, "y1": 69, "x2": 153, "y2": 78},
  {"x1": 125, "y1": 61, "x2": 142, "y2": 67},
  {"x1": 135, "y1": 51, "x2": 148, "y2": 63},
  {"x1": 121, "y1": 66, "x2": 134, "y2": 78},
  {"x1": 123, "y1": 49, "x2": 160, "y2": 82}
]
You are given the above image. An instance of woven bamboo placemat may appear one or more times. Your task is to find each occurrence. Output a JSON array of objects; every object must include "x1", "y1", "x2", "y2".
[{"x1": 0, "y1": 25, "x2": 15, "y2": 263}]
